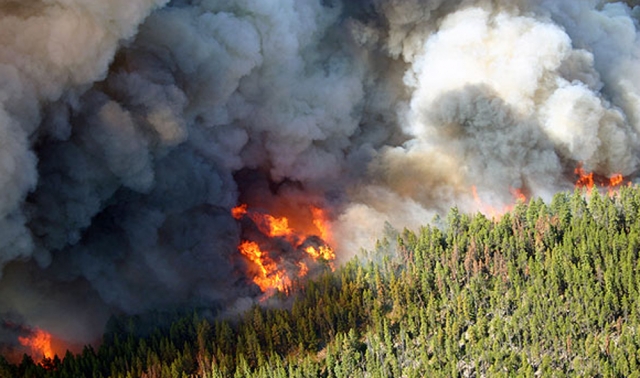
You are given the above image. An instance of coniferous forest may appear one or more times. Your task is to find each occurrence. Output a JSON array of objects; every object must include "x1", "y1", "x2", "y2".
[{"x1": 3, "y1": 187, "x2": 640, "y2": 377}]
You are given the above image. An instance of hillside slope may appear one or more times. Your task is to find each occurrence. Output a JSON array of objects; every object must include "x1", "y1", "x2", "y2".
[{"x1": 3, "y1": 187, "x2": 640, "y2": 377}]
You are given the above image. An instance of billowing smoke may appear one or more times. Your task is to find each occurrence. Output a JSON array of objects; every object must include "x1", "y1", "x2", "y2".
[{"x1": 1, "y1": 0, "x2": 640, "y2": 351}]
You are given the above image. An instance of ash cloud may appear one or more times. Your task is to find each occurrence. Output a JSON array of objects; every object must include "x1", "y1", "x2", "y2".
[{"x1": 0, "y1": 0, "x2": 640, "y2": 348}]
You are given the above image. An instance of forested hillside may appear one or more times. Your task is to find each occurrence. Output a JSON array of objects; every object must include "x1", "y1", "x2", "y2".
[{"x1": 3, "y1": 187, "x2": 640, "y2": 377}]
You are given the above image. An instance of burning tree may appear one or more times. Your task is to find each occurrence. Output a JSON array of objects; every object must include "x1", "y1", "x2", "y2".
[{"x1": 232, "y1": 204, "x2": 336, "y2": 295}]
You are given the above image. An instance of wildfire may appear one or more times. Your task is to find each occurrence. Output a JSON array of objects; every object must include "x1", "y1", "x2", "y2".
[
  {"x1": 574, "y1": 165, "x2": 594, "y2": 189},
  {"x1": 255, "y1": 213, "x2": 294, "y2": 239},
  {"x1": 471, "y1": 185, "x2": 527, "y2": 219},
  {"x1": 310, "y1": 206, "x2": 331, "y2": 241},
  {"x1": 510, "y1": 187, "x2": 526, "y2": 203},
  {"x1": 233, "y1": 204, "x2": 295, "y2": 241},
  {"x1": 304, "y1": 245, "x2": 336, "y2": 261},
  {"x1": 574, "y1": 163, "x2": 627, "y2": 194},
  {"x1": 297, "y1": 261, "x2": 309, "y2": 277},
  {"x1": 18, "y1": 328, "x2": 54, "y2": 360},
  {"x1": 232, "y1": 203, "x2": 336, "y2": 294},
  {"x1": 238, "y1": 240, "x2": 291, "y2": 293},
  {"x1": 231, "y1": 203, "x2": 248, "y2": 219}
]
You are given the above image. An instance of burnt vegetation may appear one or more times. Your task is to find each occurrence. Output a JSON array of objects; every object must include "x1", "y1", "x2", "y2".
[{"x1": 3, "y1": 187, "x2": 640, "y2": 377}]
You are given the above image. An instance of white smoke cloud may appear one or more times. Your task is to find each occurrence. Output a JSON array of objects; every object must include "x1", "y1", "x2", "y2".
[
  {"x1": 359, "y1": 3, "x2": 639, "y2": 213},
  {"x1": 332, "y1": 0, "x2": 640, "y2": 256},
  {"x1": 2, "y1": 0, "x2": 640, "y2": 348}
]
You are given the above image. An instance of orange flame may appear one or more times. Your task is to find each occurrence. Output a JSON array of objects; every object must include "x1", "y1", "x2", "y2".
[
  {"x1": 233, "y1": 203, "x2": 336, "y2": 293},
  {"x1": 256, "y1": 214, "x2": 293, "y2": 239},
  {"x1": 574, "y1": 163, "x2": 626, "y2": 194},
  {"x1": 471, "y1": 185, "x2": 527, "y2": 219},
  {"x1": 304, "y1": 245, "x2": 336, "y2": 261},
  {"x1": 297, "y1": 261, "x2": 309, "y2": 277},
  {"x1": 310, "y1": 206, "x2": 331, "y2": 241},
  {"x1": 510, "y1": 187, "x2": 526, "y2": 203},
  {"x1": 231, "y1": 204, "x2": 248, "y2": 219},
  {"x1": 238, "y1": 241, "x2": 291, "y2": 293},
  {"x1": 574, "y1": 164, "x2": 595, "y2": 191},
  {"x1": 308, "y1": 206, "x2": 336, "y2": 267},
  {"x1": 18, "y1": 328, "x2": 54, "y2": 360},
  {"x1": 609, "y1": 174, "x2": 624, "y2": 187},
  {"x1": 237, "y1": 208, "x2": 296, "y2": 241}
]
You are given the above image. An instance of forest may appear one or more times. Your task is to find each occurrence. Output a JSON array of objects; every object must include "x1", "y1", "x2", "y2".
[{"x1": 3, "y1": 186, "x2": 640, "y2": 377}]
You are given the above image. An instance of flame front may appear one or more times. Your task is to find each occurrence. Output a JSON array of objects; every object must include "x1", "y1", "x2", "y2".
[
  {"x1": 574, "y1": 164, "x2": 595, "y2": 191},
  {"x1": 233, "y1": 204, "x2": 336, "y2": 294},
  {"x1": 574, "y1": 163, "x2": 627, "y2": 193},
  {"x1": 18, "y1": 328, "x2": 54, "y2": 360},
  {"x1": 238, "y1": 240, "x2": 291, "y2": 293}
]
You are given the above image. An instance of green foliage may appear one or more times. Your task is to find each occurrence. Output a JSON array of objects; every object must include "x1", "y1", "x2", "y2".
[{"x1": 6, "y1": 187, "x2": 640, "y2": 377}]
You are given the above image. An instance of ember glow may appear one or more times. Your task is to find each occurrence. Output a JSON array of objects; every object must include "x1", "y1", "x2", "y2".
[
  {"x1": 233, "y1": 204, "x2": 336, "y2": 293},
  {"x1": 18, "y1": 328, "x2": 54, "y2": 360}
]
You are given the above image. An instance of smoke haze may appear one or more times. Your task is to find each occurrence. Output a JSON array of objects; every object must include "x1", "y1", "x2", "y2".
[{"x1": 1, "y1": 0, "x2": 640, "y2": 349}]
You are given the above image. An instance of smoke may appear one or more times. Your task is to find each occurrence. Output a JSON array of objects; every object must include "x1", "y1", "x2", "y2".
[
  {"x1": 337, "y1": 0, "x2": 640, "y2": 242},
  {"x1": 1, "y1": 0, "x2": 640, "y2": 350}
]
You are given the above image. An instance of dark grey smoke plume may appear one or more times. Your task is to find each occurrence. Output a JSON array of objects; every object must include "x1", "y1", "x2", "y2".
[{"x1": 1, "y1": 0, "x2": 640, "y2": 350}]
